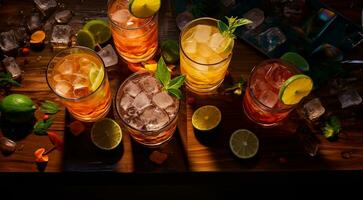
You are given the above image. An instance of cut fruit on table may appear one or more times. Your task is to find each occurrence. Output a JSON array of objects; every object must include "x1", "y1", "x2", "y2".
[
  {"x1": 77, "y1": 29, "x2": 96, "y2": 49},
  {"x1": 281, "y1": 52, "x2": 309, "y2": 72},
  {"x1": 128, "y1": 0, "x2": 161, "y2": 18},
  {"x1": 91, "y1": 118, "x2": 122, "y2": 150},
  {"x1": 279, "y1": 74, "x2": 313, "y2": 105},
  {"x1": 30, "y1": 30, "x2": 46, "y2": 43},
  {"x1": 83, "y1": 19, "x2": 111, "y2": 44},
  {"x1": 192, "y1": 105, "x2": 221, "y2": 131},
  {"x1": 229, "y1": 129, "x2": 259, "y2": 159}
]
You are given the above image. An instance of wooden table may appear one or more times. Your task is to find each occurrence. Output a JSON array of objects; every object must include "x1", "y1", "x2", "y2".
[{"x1": 1, "y1": 0, "x2": 363, "y2": 175}]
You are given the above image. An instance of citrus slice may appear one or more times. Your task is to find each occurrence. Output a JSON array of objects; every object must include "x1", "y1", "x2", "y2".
[
  {"x1": 89, "y1": 66, "x2": 104, "y2": 91},
  {"x1": 192, "y1": 105, "x2": 221, "y2": 131},
  {"x1": 77, "y1": 29, "x2": 96, "y2": 49},
  {"x1": 91, "y1": 118, "x2": 122, "y2": 150},
  {"x1": 30, "y1": 30, "x2": 46, "y2": 43},
  {"x1": 128, "y1": 0, "x2": 161, "y2": 18},
  {"x1": 229, "y1": 129, "x2": 259, "y2": 159},
  {"x1": 83, "y1": 19, "x2": 111, "y2": 44},
  {"x1": 278, "y1": 74, "x2": 313, "y2": 105},
  {"x1": 281, "y1": 52, "x2": 309, "y2": 72}
]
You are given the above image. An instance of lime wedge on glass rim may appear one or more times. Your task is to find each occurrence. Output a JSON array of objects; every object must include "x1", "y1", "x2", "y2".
[
  {"x1": 89, "y1": 66, "x2": 104, "y2": 91},
  {"x1": 229, "y1": 129, "x2": 259, "y2": 159},
  {"x1": 128, "y1": 0, "x2": 161, "y2": 18},
  {"x1": 278, "y1": 74, "x2": 313, "y2": 105}
]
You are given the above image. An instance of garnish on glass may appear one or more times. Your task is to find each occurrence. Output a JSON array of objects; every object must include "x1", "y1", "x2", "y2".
[{"x1": 155, "y1": 57, "x2": 186, "y2": 99}]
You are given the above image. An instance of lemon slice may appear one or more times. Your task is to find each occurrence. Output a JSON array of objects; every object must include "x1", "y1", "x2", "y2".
[
  {"x1": 192, "y1": 105, "x2": 221, "y2": 131},
  {"x1": 77, "y1": 29, "x2": 96, "y2": 49},
  {"x1": 83, "y1": 19, "x2": 111, "y2": 44},
  {"x1": 279, "y1": 74, "x2": 313, "y2": 105},
  {"x1": 89, "y1": 66, "x2": 104, "y2": 91},
  {"x1": 91, "y1": 118, "x2": 122, "y2": 150},
  {"x1": 229, "y1": 129, "x2": 259, "y2": 159},
  {"x1": 128, "y1": 0, "x2": 161, "y2": 18}
]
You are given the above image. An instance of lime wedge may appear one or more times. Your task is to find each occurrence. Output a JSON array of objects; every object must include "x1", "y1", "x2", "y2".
[
  {"x1": 192, "y1": 105, "x2": 221, "y2": 131},
  {"x1": 83, "y1": 19, "x2": 111, "y2": 44},
  {"x1": 91, "y1": 118, "x2": 122, "y2": 150},
  {"x1": 229, "y1": 129, "x2": 259, "y2": 159},
  {"x1": 77, "y1": 29, "x2": 96, "y2": 49},
  {"x1": 128, "y1": 0, "x2": 161, "y2": 18},
  {"x1": 89, "y1": 66, "x2": 104, "y2": 91},
  {"x1": 279, "y1": 74, "x2": 313, "y2": 105},
  {"x1": 281, "y1": 52, "x2": 309, "y2": 72}
]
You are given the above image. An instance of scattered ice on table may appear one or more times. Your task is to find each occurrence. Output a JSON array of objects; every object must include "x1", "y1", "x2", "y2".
[
  {"x1": 27, "y1": 12, "x2": 42, "y2": 32},
  {"x1": 138, "y1": 76, "x2": 160, "y2": 95},
  {"x1": 0, "y1": 30, "x2": 19, "y2": 54},
  {"x1": 176, "y1": 11, "x2": 194, "y2": 31},
  {"x1": 140, "y1": 106, "x2": 169, "y2": 131},
  {"x1": 44, "y1": 16, "x2": 56, "y2": 37},
  {"x1": 13, "y1": 27, "x2": 28, "y2": 45},
  {"x1": 152, "y1": 91, "x2": 174, "y2": 109},
  {"x1": 243, "y1": 8, "x2": 265, "y2": 30},
  {"x1": 259, "y1": 89, "x2": 278, "y2": 108},
  {"x1": 55, "y1": 80, "x2": 72, "y2": 96},
  {"x1": 124, "y1": 81, "x2": 141, "y2": 98},
  {"x1": 258, "y1": 27, "x2": 286, "y2": 52},
  {"x1": 297, "y1": 125, "x2": 319, "y2": 157},
  {"x1": 338, "y1": 90, "x2": 362, "y2": 108},
  {"x1": 55, "y1": 10, "x2": 72, "y2": 24},
  {"x1": 264, "y1": 63, "x2": 292, "y2": 89},
  {"x1": 68, "y1": 17, "x2": 85, "y2": 35},
  {"x1": 34, "y1": 0, "x2": 57, "y2": 17},
  {"x1": 132, "y1": 92, "x2": 151, "y2": 112},
  {"x1": 97, "y1": 44, "x2": 118, "y2": 67},
  {"x1": 193, "y1": 25, "x2": 212, "y2": 43},
  {"x1": 2, "y1": 57, "x2": 21, "y2": 79},
  {"x1": 303, "y1": 98, "x2": 325, "y2": 121},
  {"x1": 50, "y1": 25, "x2": 71, "y2": 49}
]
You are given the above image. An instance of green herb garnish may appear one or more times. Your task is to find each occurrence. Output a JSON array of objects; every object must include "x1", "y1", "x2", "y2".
[
  {"x1": 155, "y1": 57, "x2": 185, "y2": 99},
  {"x1": 40, "y1": 100, "x2": 60, "y2": 114},
  {"x1": 34, "y1": 117, "x2": 54, "y2": 135},
  {"x1": 218, "y1": 16, "x2": 252, "y2": 39},
  {"x1": 224, "y1": 75, "x2": 246, "y2": 95},
  {"x1": 321, "y1": 116, "x2": 341, "y2": 140},
  {"x1": 0, "y1": 72, "x2": 21, "y2": 88}
]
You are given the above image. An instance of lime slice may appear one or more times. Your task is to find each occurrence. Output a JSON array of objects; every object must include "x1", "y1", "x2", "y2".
[
  {"x1": 83, "y1": 19, "x2": 111, "y2": 44},
  {"x1": 279, "y1": 74, "x2": 313, "y2": 105},
  {"x1": 281, "y1": 52, "x2": 309, "y2": 72},
  {"x1": 91, "y1": 118, "x2": 122, "y2": 150},
  {"x1": 192, "y1": 105, "x2": 221, "y2": 131},
  {"x1": 77, "y1": 29, "x2": 96, "y2": 49},
  {"x1": 89, "y1": 66, "x2": 105, "y2": 91},
  {"x1": 229, "y1": 129, "x2": 259, "y2": 159},
  {"x1": 128, "y1": 0, "x2": 161, "y2": 18}
]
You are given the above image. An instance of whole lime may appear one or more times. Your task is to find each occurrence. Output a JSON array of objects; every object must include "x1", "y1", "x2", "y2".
[{"x1": 0, "y1": 94, "x2": 36, "y2": 123}]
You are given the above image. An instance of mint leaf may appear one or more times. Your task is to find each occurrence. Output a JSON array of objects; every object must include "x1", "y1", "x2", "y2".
[
  {"x1": 40, "y1": 100, "x2": 60, "y2": 114},
  {"x1": 219, "y1": 16, "x2": 252, "y2": 38},
  {"x1": 168, "y1": 75, "x2": 186, "y2": 90},
  {"x1": 217, "y1": 20, "x2": 228, "y2": 34},
  {"x1": 167, "y1": 88, "x2": 182, "y2": 99},
  {"x1": 155, "y1": 57, "x2": 170, "y2": 88},
  {"x1": 34, "y1": 118, "x2": 54, "y2": 135}
]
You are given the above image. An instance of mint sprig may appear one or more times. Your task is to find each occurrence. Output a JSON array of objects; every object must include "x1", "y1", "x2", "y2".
[
  {"x1": 155, "y1": 57, "x2": 186, "y2": 99},
  {"x1": 218, "y1": 16, "x2": 252, "y2": 39},
  {"x1": 34, "y1": 117, "x2": 54, "y2": 135},
  {"x1": 40, "y1": 100, "x2": 60, "y2": 114}
]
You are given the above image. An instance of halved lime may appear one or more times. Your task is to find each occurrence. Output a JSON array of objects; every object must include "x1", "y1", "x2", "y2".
[
  {"x1": 83, "y1": 19, "x2": 111, "y2": 44},
  {"x1": 89, "y1": 66, "x2": 104, "y2": 91},
  {"x1": 229, "y1": 129, "x2": 259, "y2": 159},
  {"x1": 281, "y1": 52, "x2": 309, "y2": 72},
  {"x1": 77, "y1": 29, "x2": 96, "y2": 49},
  {"x1": 192, "y1": 105, "x2": 221, "y2": 131},
  {"x1": 91, "y1": 118, "x2": 122, "y2": 150},
  {"x1": 128, "y1": 0, "x2": 161, "y2": 18},
  {"x1": 278, "y1": 74, "x2": 313, "y2": 105}
]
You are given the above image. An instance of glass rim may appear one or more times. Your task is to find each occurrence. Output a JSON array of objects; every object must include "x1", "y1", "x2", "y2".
[
  {"x1": 46, "y1": 46, "x2": 107, "y2": 101},
  {"x1": 115, "y1": 71, "x2": 180, "y2": 134},
  {"x1": 179, "y1": 17, "x2": 233, "y2": 66},
  {"x1": 107, "y1": 0, "x2": 156, "y2": 31},
  {"x1": 247, "y1": 59, "x2": 298, "y2": 112}
]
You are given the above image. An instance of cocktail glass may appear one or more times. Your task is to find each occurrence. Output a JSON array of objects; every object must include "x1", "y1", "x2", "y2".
[
  {"x1": 115, "y1": 71, "x2": 179, "y2": 146},
  {"x1": 46, "y1": 46, "x2": 112, "y2": 122},
  {"x1": 108, "y1": 0, "x2": 158, "y2": 69},
  {"x1": 180, "y1": 17, "x2": 233, "y2": 93},
  {"x1": 243, "y1": 59, "x2": 299, "y2": 127}
]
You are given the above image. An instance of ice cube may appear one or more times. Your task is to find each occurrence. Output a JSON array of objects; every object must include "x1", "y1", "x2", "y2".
[
  {"x1": 197, "y1": 42, "x2": 218, "y2": 58},
  {"x1": 165, "y1": 101, "x2": 179, "y2": 118},
  {"x1": 27, "y1": 12, "x2": 42, "y2": 32},
  {"x1": 338, "y1": 90, "x2": 362, "y2": 108},
  {"x1": 128, "y1": 117, "x2": 145, "y2": 130},
  {"x1": 243, "y1": 8, "x2": 265, "y2": 30},
  {"x1": 0, "y1": 30, "x2": 19, "y2": 54},
  {"x1": 55, "y1": 80, "x2": 72, "y2": 97},
  {"x1": 124, "y1": 81, "x2": 141, "y2": 97},
  {"x1": 110, "y1": 9, "x2": 130, "y2": 25},
  {"x1": 258, "y1": 27, "x2": 286, "y2": 52},
  {"x1": 97, "y1": 44, "x2": 118, "y2": 67},
  {"x1": 132, "y1": 92, "x2": 151, "y2": 111},
  {"x1": 208, "y1": 32, "x2": 227, "y2": 53},
  {"x1": 2, "y1": 57, "x2": 21, "y2": 79},
  {"x1": 140, "y1": 106, "x2": 169, "y2": 131},
  {"x1": 13, "y1": 27, "x2": 27, "y2": 45},
  {"x1": 182, "y1": 40, "x2": 197, "y2": 54},
  {"x1": 56, "y1": 59, "x2": 74, "y2": 75},
  {"x1": 258, "y1": 89, "x2": 278, "y2": 108},
  {"x1": 303, "y1": 98, "x2": 325, "y2": 121},
  {"x1": 193, "y1": 25, "x2": 212, "y2": 43},
  {"x1": 73, "y1": 85, "x2": 89, "y2": 98},
  {"x1": 264, "y1": 63, "x2": 293, "y2": 89},
  {"x1": 152, "y1": 91, "x2": 174, "y2": 109},
  {"x1": 50, "y1": 25, "x2": 71, "y2": 49},
  {"x1": 138, "y1": 76, "x2": 160, "y2": 94},
  {"x1": 176, "y1": 11, "x2": 194, "y2": 31},
  {"x1": 120, "y1": 94, "x2": 134, "y2": 111},
  {"x1": 44, "y1": 16, "x2": 56, "y2": 37},
  {"x1": 34, "y1": 0, "x2": 57, "y2": 17},
  {"x1": 55, "y1": 10, "x2": 72, "y2": 24}
]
